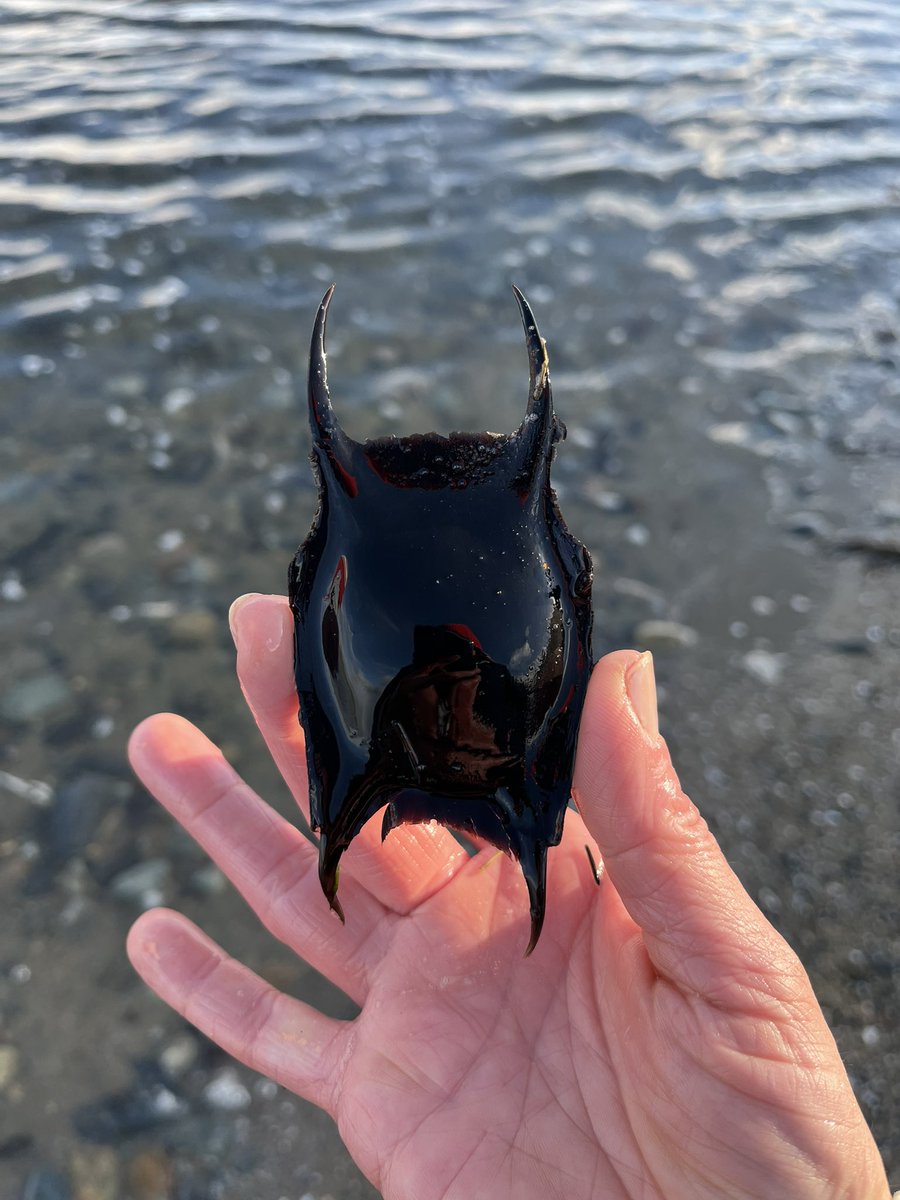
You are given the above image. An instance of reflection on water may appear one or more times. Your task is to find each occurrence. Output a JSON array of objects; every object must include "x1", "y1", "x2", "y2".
[{"x1": 1, "y1": 1, "x2": 899, "y2": 1196}]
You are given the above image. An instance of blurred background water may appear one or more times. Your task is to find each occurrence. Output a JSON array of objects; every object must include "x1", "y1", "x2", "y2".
[{"x1": 1, "y1": 1, "x2": 899, "y2": 1196}]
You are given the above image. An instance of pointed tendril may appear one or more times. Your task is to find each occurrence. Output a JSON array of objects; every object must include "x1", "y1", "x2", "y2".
[
  {"x1": 512, "y1": 284, "x2": 550, "y2": 411},
  {"x1": 308, "y1": 284, "x2": 337, "y2": 443},
  {"x1": 511, "y1": 285, "x2": 556, "y2": 485}
]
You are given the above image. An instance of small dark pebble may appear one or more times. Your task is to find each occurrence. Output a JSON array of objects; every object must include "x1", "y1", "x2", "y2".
[
  {"x1": 24, "y1": 773, "x2": 124, "y2": 895},
  {"x1": 826, "y1": 638, "x2": 872, "y2": 656},
  {"x1": 785, "y1": 511, "x2": 831, "y2": 538},
  {"x1": 834, "y1": 529, "x2": 900, "y2": 559},
  {"x1": 165, "y1": 443, "x2": 216, "y2": 483},
  {"x1": 0, "y1": 470, "x2": 68, "y2": 563},
  {"x1": 21, "y1": 1169, "x2": 72, "y2": 1200},
  {"x1": 0, "y1": 1132, "x2": 33, "y2": 1158},
  {"x1": 73, "y1": 1063, "x2": 188, "y2": 1143}
]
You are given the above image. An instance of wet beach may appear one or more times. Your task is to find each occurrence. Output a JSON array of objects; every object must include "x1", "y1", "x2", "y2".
[{"x1": 1, "y1": 1, "x2": 899, "y2": 1195}]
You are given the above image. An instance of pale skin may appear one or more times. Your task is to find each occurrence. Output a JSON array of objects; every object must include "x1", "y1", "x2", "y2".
[{"x1": 127, "y1": 593, "x2": 891, "y2": 1200}]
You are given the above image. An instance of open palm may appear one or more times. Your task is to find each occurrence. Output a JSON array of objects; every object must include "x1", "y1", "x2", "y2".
[{"x1": 128, "y1": 594, "x2": 888, "y2": 1200}]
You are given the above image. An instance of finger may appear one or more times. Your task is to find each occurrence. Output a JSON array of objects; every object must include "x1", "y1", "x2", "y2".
[
  {"x1": 128, "y1": 713, "x2": 392, "y2": 1004},
  {"x1": 573, "y1": 650, "x2": 806, "y2": 1006},
  {"x1": 128, "y1": 909, "x2": 345, "y2": 1114},
  {"x1": 229, "y1": 593, "x2": 469, "y2": 914}
]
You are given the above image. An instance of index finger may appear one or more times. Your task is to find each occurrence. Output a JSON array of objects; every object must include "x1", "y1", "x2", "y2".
[{"x1": 128, "y1": 712, "x2": 390, "y2": 1004}]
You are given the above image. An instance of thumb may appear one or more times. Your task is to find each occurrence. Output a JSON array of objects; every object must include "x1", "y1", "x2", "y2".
[{"x1": 574, "y1": 650, "x2": 803, "y2": 1001}]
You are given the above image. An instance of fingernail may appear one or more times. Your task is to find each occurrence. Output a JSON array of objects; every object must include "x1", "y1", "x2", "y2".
[
  {"x1": 229, "y1": 593, "x2": 291, "y2": 656},
  {"x1": 227, "y1": 593, "x2": 267, "y2": 647},
  {"x1": 625, "y1": 651, "x2": 659, "y2": 740}
]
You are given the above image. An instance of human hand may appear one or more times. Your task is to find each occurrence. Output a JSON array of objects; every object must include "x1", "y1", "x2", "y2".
[{"x1": 127, "y1": 593, "x2": 890, "y2": 1200}]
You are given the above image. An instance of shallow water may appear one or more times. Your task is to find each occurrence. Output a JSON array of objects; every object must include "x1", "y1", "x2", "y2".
[{"x1": 2, "y1": 2, "x2": 899, "y2": 1195}]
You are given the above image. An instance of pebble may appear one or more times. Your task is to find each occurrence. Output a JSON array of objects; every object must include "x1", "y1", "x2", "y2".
[
  {"x1": 159, "y1": 1034, "x2": 199, "y2": 1078},
  {"x1": 106, "y1": 373, "x2": 145, "y2": 400},
  {"x1": 765, "y1": 410, "x2": 802, "y2": 435},
  {"x1": 372, "y1": 367, "x2": 431, "y2": 404},
  {"x1": 25, "y1": 773, "x2": 121, "y2": 894},
  {"x1": 706, "y1": 421, "x2": 789, "y2": 459},
  {"x1": 0, "y1": 1044, "x2": 19, "y2": 1091},
  {"x1": 568, "y1": 424, "x2": 596, "y2": 449},
  {"x1": 173, "y1": 553, "x2": 219, "y2": 586},
  {"x1": 137, "y1": 600, "x2": 178, "y2": 621},
  {"x1": 20, "y1": 354, "x2": 55, "y2": 377},
  {"x1": 835, "y1": 529, "x2": 900, "y2": 559},
  {"x1": 109, "y1": 859, "x2": 171, "y2": 908},
  {"x1": 784, "y1": 511, "x2": 831, "y2": 538},
  {"x1": 73, "y1": 1080, "x2": 186, "y2": 1142},
  {"x1": 70, "y1": 1147, "x2": 119, "y2": 1200},
  {"x1": 581, "y1": 478, "x2": 629, "y2": 512},
  {"x1": 750, "y1": 595, "x2": 777, "y2": 617},
  {"x1": 707, "y1": 421, "x2": 751, "y2": 447},
  {"x1": 634, "y1": 620, "x2": 699, "y2": 650},
  {"x1": 21, "y1": 1170, "x2": 71, "y2": 1200},
  {"x1": 2, "y1": 572, "x2": 27, "y2": 601},
  {"x1": 125, "y1": 1148, "x2": 173, "y2": 1200},
  {"x1": 0, "y1": 1133, "x2": 32, "y2": 1159},
  {"x1": 167, "y1": 609, "x2": 219, "y2": 647},
  {"x1": 255, "y1": 1078, "x2": 279, "y2": 1101},
  {"x1": 156, "y1": 529, "x2": 184, "y2": 553},
  {"x1": 612, "y1": 578, "x2": 666, "y2": 613},
  {"x1": 105, "y1": 404, "x2": 128, "y2": 427},
  {"x1": 0, "y1": 472, "x2": 65, "y2": 559},
  {"x1": 0, "y1": 770, "x2": 53, "y2": 806},
  {"x1": 190, "y1": 863, "x2": 227, "y2": 896},
  {"x1": 77, "y1": 532, "x2": 128, "y2": 562},
  {"x1": 162, "y1": 386, "x2": 195, "y2": 415},
  {"x1": 203, "y1": 1067, "x2": 252, "y2": 1112},
  {"x1": 742, "y1": 649, "x2": 787, "y2": 686},
  {"x1": 0, "y1": 672, "x2": 72, "y2": 723}
]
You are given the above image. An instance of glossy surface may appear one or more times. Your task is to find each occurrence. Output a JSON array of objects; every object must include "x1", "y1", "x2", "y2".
[{"x1": 289, "y1": 288, "x2": 593, "y2": 953}]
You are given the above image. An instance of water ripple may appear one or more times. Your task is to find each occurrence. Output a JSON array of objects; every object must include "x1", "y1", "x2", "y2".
[{"x1": 1, "y1": 0, "x2": 898, "y2": 429}]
